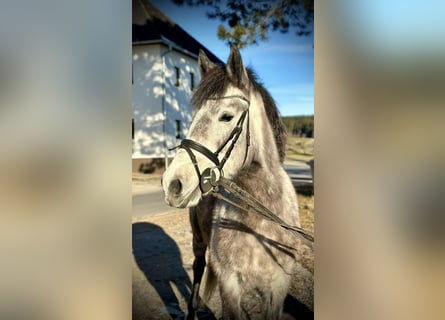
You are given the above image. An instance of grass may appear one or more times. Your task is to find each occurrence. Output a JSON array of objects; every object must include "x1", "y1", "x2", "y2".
[
  {"x1": 296, "y1": 193, "x2": 314, "y2": 274},
  {"x1": 285, "y1": 136, "x2": 314, "y2": 162},
  {"x1": 298, "y1": 194, "x2": 314, "y2": 235}
]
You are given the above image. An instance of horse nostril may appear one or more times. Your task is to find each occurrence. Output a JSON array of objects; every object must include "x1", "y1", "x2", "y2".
[{"x1": 169, "y1": 179, "x2": 182, "y2": 196}]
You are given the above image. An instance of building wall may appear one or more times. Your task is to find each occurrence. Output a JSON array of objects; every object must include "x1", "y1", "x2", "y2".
[
  {"x1": 132, "y1": 44, "x2": 163, "y2": 158},
  {"x1": 132, "y1": 43, "x2": 200, "y2": 160}
]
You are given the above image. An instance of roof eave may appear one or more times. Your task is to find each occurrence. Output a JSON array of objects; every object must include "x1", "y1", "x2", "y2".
[{"x1": 133, "y1": 37, "x2": 198, "y2": 60}]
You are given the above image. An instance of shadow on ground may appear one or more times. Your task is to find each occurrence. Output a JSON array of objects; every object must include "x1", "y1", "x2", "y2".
[
  {"x1": 284, "y1": 294, "x2": 314, "y2": 319},
  {"x1": 132, "y1": 222, "x2": 217, "y2": 319},
  {"x1": 132, "y1": 221, "x2": 312, "y2": 320},
  {"x1": 133, "y1": 222, "x2": 191, "y2": 319}
]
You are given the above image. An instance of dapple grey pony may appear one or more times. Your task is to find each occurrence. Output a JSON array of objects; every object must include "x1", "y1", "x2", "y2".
[{"x1": 162, "y1": 45, "x2": 301, "y2": 319}]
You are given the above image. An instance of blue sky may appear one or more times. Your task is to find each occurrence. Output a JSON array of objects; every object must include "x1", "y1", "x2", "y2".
[{"x1": 151, "y1": 0, "x2": 314, "y2": 116}]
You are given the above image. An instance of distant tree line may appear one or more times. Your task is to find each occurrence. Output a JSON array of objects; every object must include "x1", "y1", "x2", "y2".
[{"x1": 281, "y1": 115, "x2": 314, "y2": 137}]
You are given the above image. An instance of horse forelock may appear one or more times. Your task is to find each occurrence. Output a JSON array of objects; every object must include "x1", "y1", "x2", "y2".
[{"x1": 191, "y1": 66, "x2": 288, "y2": 163}]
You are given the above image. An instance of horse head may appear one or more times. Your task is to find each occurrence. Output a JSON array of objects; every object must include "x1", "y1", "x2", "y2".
[{"x1": 162, "y1": 46, "x2": 256, "y2": 208}]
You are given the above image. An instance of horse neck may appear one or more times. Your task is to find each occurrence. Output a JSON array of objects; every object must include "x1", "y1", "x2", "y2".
[
  {"x1": 248, "y1": 91, "x2": 282, "y2": 174},
  {"x1": 231, "y1": 91, "x2": 283, "y2": 198}
]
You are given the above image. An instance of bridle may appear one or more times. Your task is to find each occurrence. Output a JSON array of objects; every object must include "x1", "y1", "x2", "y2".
[
  {"x1": 170, "y1": 95, "x2": 251, "y2": 194},
  {"x1": 169, "y1": 94, "x2": 314, "y2": 244}
]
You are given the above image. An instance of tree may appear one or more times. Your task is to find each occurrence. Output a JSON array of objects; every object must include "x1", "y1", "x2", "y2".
[
  {"x1": 172, "y1": 0, "x2": 314, "y2": 48},
  {"x1": 281, "y1": 115, "x2": 314, "y2": 137}
]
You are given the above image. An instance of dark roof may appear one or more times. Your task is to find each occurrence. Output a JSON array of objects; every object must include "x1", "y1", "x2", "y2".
[{"x1": 132, "y1": 0, "x2": 223, "y2": 65}]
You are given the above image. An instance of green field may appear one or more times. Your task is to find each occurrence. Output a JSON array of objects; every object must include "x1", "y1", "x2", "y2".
[{"x1": 285, "y1": 136, "x2": 314, "y2": 162}]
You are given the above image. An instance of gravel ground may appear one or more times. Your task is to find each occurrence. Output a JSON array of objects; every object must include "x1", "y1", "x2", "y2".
[{"x1": 132, "y1": 180, "x2": 314, "y2": 320}]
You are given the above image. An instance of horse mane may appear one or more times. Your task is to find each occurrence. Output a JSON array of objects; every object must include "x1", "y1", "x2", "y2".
[{"x1": 191, "y1": 66, "x2": 288, "y2": 163}]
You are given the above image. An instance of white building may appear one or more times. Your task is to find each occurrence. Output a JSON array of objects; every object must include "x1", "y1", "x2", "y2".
[{"x1": 132, "y1": 0, "x2": 222, "y2": 172}]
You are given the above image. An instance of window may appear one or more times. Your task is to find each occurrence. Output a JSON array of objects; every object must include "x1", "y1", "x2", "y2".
[
  {"x1": 175, "y1": 120, "x2": 181, "y2": 139},
  {"x1": 190, "y1": 72, "x2": 195, "y2": 90},
  {"x1": 132, "y1": 118, "x2": 134, "y2": 139},
  {"x1": 174, "y1": 66, "x2": 180, "y2": 87}
]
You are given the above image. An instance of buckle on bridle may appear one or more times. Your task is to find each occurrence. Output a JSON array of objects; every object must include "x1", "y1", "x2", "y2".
[{"x1": 200, "y1": 166, "x2": 222, "y2": 195}]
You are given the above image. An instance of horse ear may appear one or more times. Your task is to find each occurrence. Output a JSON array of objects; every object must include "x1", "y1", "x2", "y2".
[
  {"x1": 198, "y1": 49, "x2": 216, "y2": 77},
  {"x1": 226, "y1": 45, "x2": 249, "y2": 89}
]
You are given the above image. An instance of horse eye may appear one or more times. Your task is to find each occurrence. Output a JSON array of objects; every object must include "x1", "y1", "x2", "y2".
[{"x1": 219, "y1": 113, "x2": 234, "y2": 122}]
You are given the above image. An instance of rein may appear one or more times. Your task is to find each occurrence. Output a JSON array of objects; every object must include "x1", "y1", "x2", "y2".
[
  {"x1": 170, "y1": 95, "x2": 314, "y2": 244},
  {"x1": 213, "y1": 178, "x2": 314, "y2": 244}
]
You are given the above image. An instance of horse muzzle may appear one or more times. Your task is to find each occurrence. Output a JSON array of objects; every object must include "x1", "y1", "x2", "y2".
[{"x1": 162, "y1": 165, "x2": 202, "y2": 208}]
